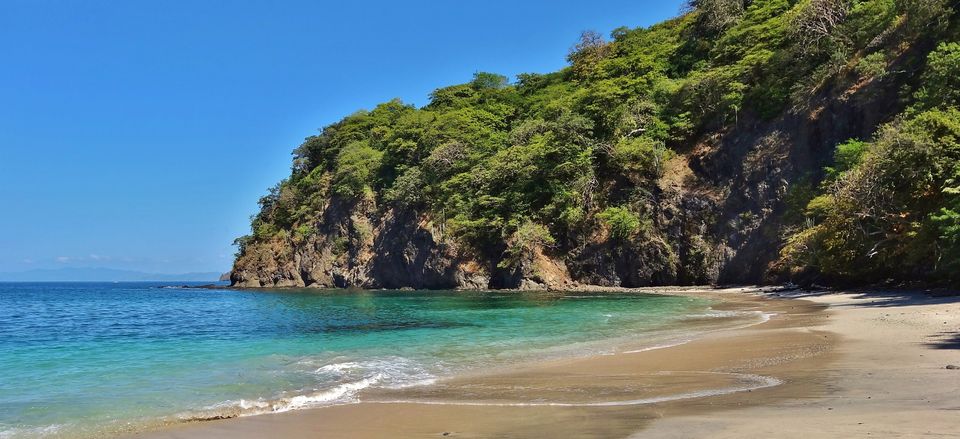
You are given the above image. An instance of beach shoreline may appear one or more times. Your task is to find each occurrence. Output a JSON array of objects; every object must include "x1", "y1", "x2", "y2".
[
  {"x1": 115, "y1": 286, "x2": 960, "y2": 438},
  {"x1": 633, "y1": 289, "x2": 960, "y2": 438}
]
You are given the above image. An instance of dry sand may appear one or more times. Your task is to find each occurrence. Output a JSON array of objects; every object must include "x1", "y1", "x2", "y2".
[
  {"x1": 125, "y1": 288, "x2": 960, "y2": 439},
  {"x1": 635, "y1": 290, "x2": 960, "y2": 438}
]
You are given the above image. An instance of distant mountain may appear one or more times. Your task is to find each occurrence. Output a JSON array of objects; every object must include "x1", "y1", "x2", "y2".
[{"x1": 0, "y1": 267, "x2": 223, "y2": 282}]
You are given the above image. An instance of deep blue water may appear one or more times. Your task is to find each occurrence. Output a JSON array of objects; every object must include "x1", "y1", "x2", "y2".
[{"x1": 0, "y1": 282, "x2": 716, "y2": 438}]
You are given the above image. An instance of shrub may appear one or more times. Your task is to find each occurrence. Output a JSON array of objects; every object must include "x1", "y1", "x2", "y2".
[
  {"x1": 854, "y1": 52, "x2": 888, "y2": 79},
  {"x1": 914, "y1": 42, "x2": 960, "y2": 111},
  {"x1": 824, "y1": 139, "x2": 867, "y2": 180},
  {"x1": 294, "y1": 224, "x2": 315, "y2": 241},
  {"x1": 790, "y1": 0, "x2": 851, "y2": 58},
  {"x1": 608, "y1": 136, "x2": 675, "y2": 180},
  {"x1": 500, "y1": 220, "x2": 556, "y2": 268},
  {"x1": 383, "y1": 166, "x2": 425, "y2": 208},
  {"x1": 597, "y1": 207, "x2": 644, "y2": 240}
]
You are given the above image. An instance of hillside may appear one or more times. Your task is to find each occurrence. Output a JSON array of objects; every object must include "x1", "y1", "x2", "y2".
[{"x1": 231, "y1": 0, "x2": 960, "y2": 289}]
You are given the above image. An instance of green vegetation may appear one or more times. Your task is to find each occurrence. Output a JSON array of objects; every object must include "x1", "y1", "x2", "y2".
[
  {"x1": 597, "y1": 207, "x2": 646, "y2": 240},
  {"x1": 237, "y1": 0, "x2": 960, "y2": 287},
  {"x1": 331, "y1": 141, "x2": 383, "y2": 199},
  {"x1": 780, "y1": 108, "x2": 960, "y2": 284},
  {"x1": 777, "y1": 26, "x2": 960, "y2": 285},
  {"x1": 501, "y1": 220, "x2": 557, "y2": 268}
]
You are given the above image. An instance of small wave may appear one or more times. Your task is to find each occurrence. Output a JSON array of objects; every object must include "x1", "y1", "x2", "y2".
[
  {"x1": 371, "y1": 372, "x2": 782, "y2": 407},
  {"x1": 182, "y1": 356, "x2": 437, "y2": 421},
  {"x1": 618, "y1": 309, "x2": 772, "y2": 355},
  {"x1": 315, "y1": 361, "x2": 360, "y2": 374},
  {"x1": 179, "y1": 376, "x2": 379, "y2": 421},
  {"x1": 628, "y1": 310, "x2": 775, "y2": 354},
  {"x1": 274, "y1": 374, "x2": 382, "y2": 412},
  {"x1": 727, "y1": 310, "x2": 774, "y2": 327},
  {"x1": 622, "y1": 339, "x2": 691, "y2": 354},
  {"x1": 756, "y1": 312, "x2": 773, "y2": 324},
  {"x1": 318, "y1": 321, "x2": 476, "y2": 334},
  {"x1": 686, "y1": 309, "x2": 747, "y2": 319},
  {"x1": 383, "y1": 378, "x2": 438, "y2": 389},
  {"x1": 0, "y1": 424, "x2": 63, "y2": 439},
  {"x1": 685, "y1": 309, "x2": 774, "y2": 326},
  {"x1": 311, "y1": 357, "x2": 438, "y2": 385}
]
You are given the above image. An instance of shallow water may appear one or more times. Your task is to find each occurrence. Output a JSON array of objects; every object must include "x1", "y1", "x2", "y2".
[{"x1": 0, "y1": 282, "x2": 745, "y2": 438}]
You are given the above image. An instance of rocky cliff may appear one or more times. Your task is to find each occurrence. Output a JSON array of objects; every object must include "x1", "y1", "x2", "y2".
[
  {"x1": 232, "y1": 69, "x2": 906, "y2": 289},
  {"x1": 231, "y1": 1, "x2": 959, "y2": 289}
]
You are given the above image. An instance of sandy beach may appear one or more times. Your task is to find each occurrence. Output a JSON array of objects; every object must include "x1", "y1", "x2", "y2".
[
  {"x1": 125, "y1": 288, "x2": 960, "y2": 439},
  {"x1": 636, "y1": 289, "x2": 960, "y2": 438}
]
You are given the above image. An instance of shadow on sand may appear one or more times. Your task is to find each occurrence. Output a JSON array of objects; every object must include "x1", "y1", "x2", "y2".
[
  {"x1": 764, "y1": 288, "x2": 959, "y2": 308},
  {"x1": 925, "y1": 332, "x2": 960, "y2": 350},
  {"x1": 759, "y1": 288, "x2": 959, "y2": 350}
]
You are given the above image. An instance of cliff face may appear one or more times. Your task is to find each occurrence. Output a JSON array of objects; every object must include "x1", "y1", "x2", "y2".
[
  {"x1": 231, "y1": 1, "x2": 959, "y2": 289},
  {"x1": 232, "y1": 200, "x2": 490, "y2": 289}
]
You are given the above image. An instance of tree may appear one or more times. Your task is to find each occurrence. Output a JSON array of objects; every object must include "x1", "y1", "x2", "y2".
[
  {"x1": 331, "y1": 141, "x2": 383, "y2": 199},
  {"x1": 914, "y1": 43, "x2": 960, "y2": 111},
  {"x1": 471, "y1": 72, "x2": 509, "y2": 90},
  {"x1": 567, "y1": 30, "x2": 609, "y2": 78},
  {"x1": 607, "y1": 136, "x2": 674, "y2": 181},
  {"x1": 687, "y1": 0, "x2": 749, "y2": 34},
  {"x1": 383, "y1": 166, "x2": 425, "y2": 208},
  {"x1": 791, "y1": 0, "x2": 851, "y2": 57},
  {"x1": 896, "y1": 0, "x2": 953, "y2": 37}
]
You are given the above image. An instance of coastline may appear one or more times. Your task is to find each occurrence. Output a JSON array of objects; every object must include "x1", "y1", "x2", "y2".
[{"x1": 119, "y1": 286, "x2": 959, "y2": 438}]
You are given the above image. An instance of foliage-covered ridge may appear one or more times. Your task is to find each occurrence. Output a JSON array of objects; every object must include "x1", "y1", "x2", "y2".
[{"x1": 233, "y1": 0, "x2": 960, "y2": 289}]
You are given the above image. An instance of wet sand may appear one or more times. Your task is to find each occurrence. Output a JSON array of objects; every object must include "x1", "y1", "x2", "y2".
[{"x1": 125, "y1": 288, "x2": 959, "y2": 438}]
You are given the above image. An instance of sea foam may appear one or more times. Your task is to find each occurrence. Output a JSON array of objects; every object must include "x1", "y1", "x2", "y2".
[{"x1": 185, "y1": 356, "x2": 438, "y2": 420}]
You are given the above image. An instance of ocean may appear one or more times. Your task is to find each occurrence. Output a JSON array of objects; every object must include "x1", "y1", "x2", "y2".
[{"x1": 0, "y1": 282, "x2": 758, "y2": 438}]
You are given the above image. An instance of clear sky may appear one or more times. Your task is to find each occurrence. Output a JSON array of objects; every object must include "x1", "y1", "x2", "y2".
[{"x1": 0, "y1": 0, "x2": 684, "y2": 275}]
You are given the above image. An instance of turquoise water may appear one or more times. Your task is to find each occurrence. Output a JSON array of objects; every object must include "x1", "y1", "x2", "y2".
[{"x1": 0, "y1": 282, "x2": 724, "y2": 438}]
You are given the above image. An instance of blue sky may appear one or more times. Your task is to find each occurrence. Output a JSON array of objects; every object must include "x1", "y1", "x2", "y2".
[{"x1": 0, "y1": 0, "x2": 684, "y2": 274}]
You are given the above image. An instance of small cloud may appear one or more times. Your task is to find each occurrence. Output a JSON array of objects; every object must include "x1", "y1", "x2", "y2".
[
  {"x1": 88, "y1": 254, "x2": 110, "y2": 261},
  {"x1": 22, "y1": 258, "x2": 35, "y2": 264},
  {"x1": 56, "y1": 256, "x2": 72, "y2": 263}
]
